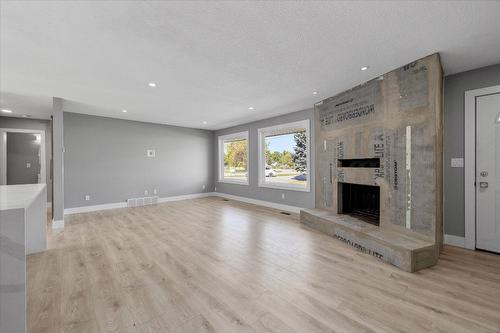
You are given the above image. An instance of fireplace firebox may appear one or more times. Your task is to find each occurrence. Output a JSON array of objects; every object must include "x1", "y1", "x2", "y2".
[{"x1": 339, "y1": 183, "x2": 380, "y2": 225}]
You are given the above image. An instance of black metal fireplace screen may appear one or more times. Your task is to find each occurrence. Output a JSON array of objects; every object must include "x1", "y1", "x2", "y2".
[{"x1": 339, "y1": 183, "x2": 380, "y2": 225}]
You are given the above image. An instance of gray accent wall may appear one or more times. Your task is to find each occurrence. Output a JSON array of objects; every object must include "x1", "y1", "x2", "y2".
[
  {"x1": 444, "y1": 63, "x2": 500, "y2": 237},
  {"x1": 63, "y1": 112, "x2": 214, "y2": 208},
  {"x1": 214, "y1": 109, "x2": 315, "y2": 208},
  {"x1": 0, "y1": 116, "x2": 52, "y2": 203}
]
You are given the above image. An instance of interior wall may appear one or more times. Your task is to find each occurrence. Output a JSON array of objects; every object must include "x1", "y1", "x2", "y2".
[
  {"x1": 443, "y1": 63, "x2": 500, "y2": 237},
  {"x1": 63, "y1": 112, "x2": 214, "y2": 208},
  {"x1": 0, "y1": 116, "x2": 52, "y2": 203},
  {"x1": 214, "y1": 108, "x2": 315, "y2": 208}
]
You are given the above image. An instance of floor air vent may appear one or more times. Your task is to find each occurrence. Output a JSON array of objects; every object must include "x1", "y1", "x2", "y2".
[
  {"x1": 223, "y1": 199, "x2": 230, "y2": 201},
  {"x1": 280, "y1": 211, "x2": 291, "y2": 215},
  {"x1": 127, "y1": 196, "x2": 159, "y2": 208}
]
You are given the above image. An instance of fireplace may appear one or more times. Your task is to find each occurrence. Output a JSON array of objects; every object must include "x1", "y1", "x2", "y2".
[{"x1": 339, "y1": 183, "x2": 380, "y2": 225}]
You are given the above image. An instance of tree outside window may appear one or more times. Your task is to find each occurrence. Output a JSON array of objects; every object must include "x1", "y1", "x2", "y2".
[{"x1": 219, "y1": 131, "x2": 249, "y2": 184}]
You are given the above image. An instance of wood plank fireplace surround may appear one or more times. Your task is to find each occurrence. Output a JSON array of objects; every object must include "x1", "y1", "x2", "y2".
[{"x1": 301, "y1": 54, "x2": 443, "y2": 272}]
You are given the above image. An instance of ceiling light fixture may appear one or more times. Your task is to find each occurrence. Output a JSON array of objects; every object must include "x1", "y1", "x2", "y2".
[
  {"x1": 361, "y1": 66, "x2": 369, "y2": 71},
  {"x1": 202, "y1": 121, "x2": 207, "y2": 125},
  {"x1": 148, "y1": 82, "x2": 157, "y2": 87},
  {"x1": 22, "y1": 115, "x2": 31, "y2": 118},
  {"x1": 248, "y1": 106, "x2": 254, "y2": 110},
  {"x1": 313, "y1": 91, "x2": 319, "y2": 95},
  {"x1": 122, "y1": 109, "x2": 127, "y2": 113},
  {"x1": 1, "y1": 109, "x2": 12, "y2": 113}
]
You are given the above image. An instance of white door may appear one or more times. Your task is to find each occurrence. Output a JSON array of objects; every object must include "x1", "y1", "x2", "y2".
[{"x1": 476, "y1": 92, "x2": 500, "y2": 253}]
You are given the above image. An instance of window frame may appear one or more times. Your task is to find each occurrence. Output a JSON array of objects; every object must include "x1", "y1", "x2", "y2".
[
  {"x1": 218, "y1": 131, "x2": 250, "y2": 185},
  {"x1": 257, "y1": 119, "x2": 311, "y2": 192}
]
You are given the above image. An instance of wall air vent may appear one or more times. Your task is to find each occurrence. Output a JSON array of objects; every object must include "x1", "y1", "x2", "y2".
[{"x1": 127, "y1": 196, "x2": 159, "y2": 208}]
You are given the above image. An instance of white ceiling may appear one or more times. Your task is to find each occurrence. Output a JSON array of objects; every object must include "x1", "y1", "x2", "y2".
[
  {"x1": 0, "y1": 92, "x2": 53, "y2": 120},
  {"x1": 1, "y1": 1, "x2": 500, "y2": 130}
]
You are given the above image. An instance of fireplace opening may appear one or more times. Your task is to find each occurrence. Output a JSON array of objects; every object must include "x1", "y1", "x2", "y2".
[
  {"x1": 339, "y1": 183, "x2": 380, "y2": 225},
  {"x1": 338, "y1": 158, "x2": 380, "y2": 168}
]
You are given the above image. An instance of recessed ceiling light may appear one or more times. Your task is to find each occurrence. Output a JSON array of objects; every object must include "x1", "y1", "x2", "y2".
[
  {"x1": 122, "y1": 109, "x2": 127, "y2": 113},
  {"x1": 361, "y1": 66, "x2": 369, "y2": 71},
  {"x1": 148, "y1": 82, "x2": 157, "y2": 87},
  {"x1": 22, "y1": 114, "x2": 31, "y2": 118},
  {"x1": 202, "y1": 120, "x2": 207, "y2": 125},
  {"x1": 1, "y1": 109, "x2": 12, "y2": 113},
  {"x1": 313, "y1": 91, "x2": 319, "y2": 95},
  {"x1": 248, "y1": 106, "x2": 254, "y2": 110}
]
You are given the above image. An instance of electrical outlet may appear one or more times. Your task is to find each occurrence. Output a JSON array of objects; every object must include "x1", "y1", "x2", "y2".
[
  {"x1": 214, "y1": 186, "x2": 217, "y2": 191},
  {"x1": 202, "y1": 184, "x2": 206, "y2": 190},
  {"x1": 85, "y1": 195, "x2": 90, "y2": 201},
  {"x1": 26, "y1": 162, "x2": 31, "y2": 168},
  {"x1": 153, "y1": 189, "x2": 158, "y2": 195},
  {"x1": 144, "y1": 190, "x2": 149, "y2": 195},
  {"x1": 281, "y1": 193, "x2": 285, "y2": 199}
]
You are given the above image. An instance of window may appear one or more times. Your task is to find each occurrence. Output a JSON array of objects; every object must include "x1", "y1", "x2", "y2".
[
  {"x1": 258, "y1": 120, "x2": 310, "y2": 192},
  {"x1": 218, "y1": 131, "x2": 249, "y2": 185}
]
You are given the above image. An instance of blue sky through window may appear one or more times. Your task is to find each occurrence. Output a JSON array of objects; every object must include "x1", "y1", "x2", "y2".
[{"x1": 266, "y1": 134, "x2": 295, "y2": 152}]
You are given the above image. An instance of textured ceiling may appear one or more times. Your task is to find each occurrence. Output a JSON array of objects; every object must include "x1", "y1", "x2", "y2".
[
  {"x1": 0, "y1": 92, "x2": 53, "y2": 120},
  {"x1": 1, "y1": 1, "x2": 500, "y2": 129}
]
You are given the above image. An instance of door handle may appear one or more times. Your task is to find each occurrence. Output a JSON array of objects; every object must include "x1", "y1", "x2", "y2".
[{"x1": 479, "y1": 182, "x2": 489, "y2": 189}]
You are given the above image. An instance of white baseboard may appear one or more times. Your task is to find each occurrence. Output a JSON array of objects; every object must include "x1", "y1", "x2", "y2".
[
  {"x1": 62, "y1": 191, "x2": 303, "y2": 216},
  {"x1": 212, "y1": 192, "x2": 303, "y2": 213},
  {"x1": 64, "y1": 192, "x2": 213, "y2": 215},
  {"x1": 64, "y1": 201, "x2": 127, "y2": 215},
  {"x1": 52, "y1": 219, "x2": 64, "y2": 229},
  {"x1": 158, "y1": 192, "x2": 213, "y2": 203},
  {"x1": 444, "y1": 234, "x2": 466, "y2": 248}
]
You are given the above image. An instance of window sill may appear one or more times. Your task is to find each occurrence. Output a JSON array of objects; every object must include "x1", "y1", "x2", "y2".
[
  {"x1": 218, "y1": 179, "x2": 249, "y2": 186},
  {"x1": 258, "y1": 182, "x2": 310, "y2": 192}
]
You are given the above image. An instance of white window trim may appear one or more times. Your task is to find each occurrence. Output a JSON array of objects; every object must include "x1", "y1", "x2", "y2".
[
  {"x1": 218, "y1": 131, "x2": 249, "y2": 185},
  {"x1": 258, "y1": 120, "x2": 311, "y2": 192}
]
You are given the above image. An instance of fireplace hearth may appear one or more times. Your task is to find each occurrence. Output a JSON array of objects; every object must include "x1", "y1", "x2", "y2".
[{"x1": 339, "y1": 183, "x2": 380, "y2": 225}]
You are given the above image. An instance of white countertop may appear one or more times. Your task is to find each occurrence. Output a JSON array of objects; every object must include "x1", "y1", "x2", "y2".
[{"x1": 0, "y1": 184, "x2": 47, "y2": 210}]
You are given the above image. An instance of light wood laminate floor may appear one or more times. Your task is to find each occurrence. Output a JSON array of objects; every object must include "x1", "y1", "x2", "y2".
[{"x1": 28, "y1": 197, "x2": 500, "y2": 333}]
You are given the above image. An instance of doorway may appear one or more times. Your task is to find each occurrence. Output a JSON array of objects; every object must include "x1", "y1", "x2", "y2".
[
  {"x1": 465, "y1": 85, "x2": 500, "y2": 253},
  {"x1": 0, "y1": 128, "x2": 46, "y2": 186}
]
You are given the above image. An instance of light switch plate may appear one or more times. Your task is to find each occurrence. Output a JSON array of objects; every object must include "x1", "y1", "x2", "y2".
[
  {"x1": 451, "y1": 158, "x2": 464, "y2": 168},
  {"x1": 147, "y1": 149, "x2": 156, "y2": 158}
]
